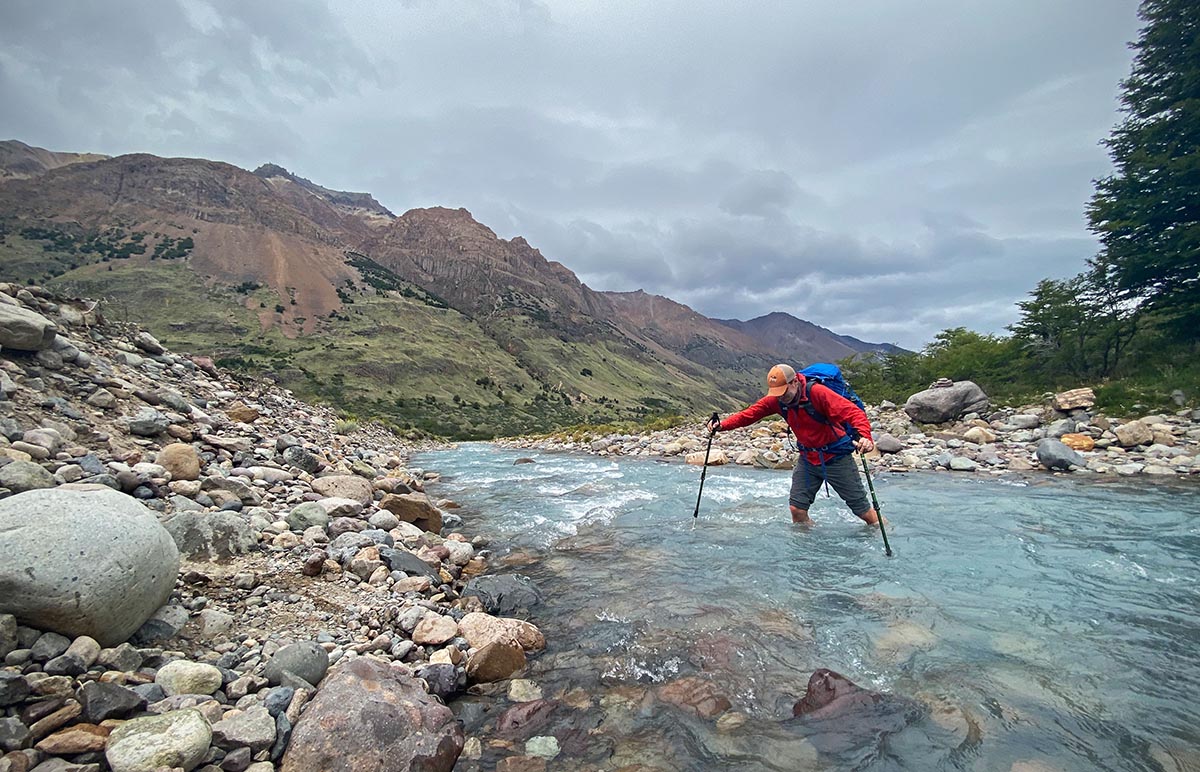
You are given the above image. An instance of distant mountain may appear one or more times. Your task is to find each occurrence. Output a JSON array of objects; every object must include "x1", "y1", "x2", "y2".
[
  {"x1": 0, "y1": 139, "x2": 108, "y2": 180},
  {"x1": 716, "y1": 312, "x2": 907, "y2": 365},
  {"x1": 0, "y1": 142, "x2": 900, "y2": 437}
]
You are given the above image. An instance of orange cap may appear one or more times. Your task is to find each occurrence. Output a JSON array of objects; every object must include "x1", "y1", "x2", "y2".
[{"x1": 766, "y1": 364, "x2": 796, "y2": 396}]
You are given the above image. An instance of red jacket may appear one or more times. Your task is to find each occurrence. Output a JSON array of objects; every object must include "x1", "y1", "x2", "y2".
[{"x1": 719, "y1": 377, "x2": 873, "y2": 465}]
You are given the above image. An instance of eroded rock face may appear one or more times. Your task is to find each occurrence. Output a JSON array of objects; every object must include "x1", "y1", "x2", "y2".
[
  {"x1": 903, "y1": 381, "x2": 990, "y2": 424},
  {"x1": 281, "y1": 657, "x2": 463, "y2": 772},
  {"x1": 0, "y1": 488, "x2": 180, "y2": 646}
]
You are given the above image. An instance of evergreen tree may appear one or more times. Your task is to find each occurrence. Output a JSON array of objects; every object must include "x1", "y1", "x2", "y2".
[{"x1": 1087, "y1": 0, "x2": 1200, "y2": 342}]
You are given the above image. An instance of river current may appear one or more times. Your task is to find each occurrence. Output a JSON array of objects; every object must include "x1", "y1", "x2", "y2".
[{"x1": 416, "y1": 443, "x2": 1200, "y2": 772}]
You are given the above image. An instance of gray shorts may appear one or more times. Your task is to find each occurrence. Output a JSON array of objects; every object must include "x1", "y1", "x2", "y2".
[{"x1": 789, "y1": 453, "x2": 871, "y2": 516}]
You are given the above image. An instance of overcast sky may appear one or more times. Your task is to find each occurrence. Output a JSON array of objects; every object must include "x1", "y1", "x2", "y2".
[{"x1": 0, "y1": 0, "x2": 1142, "y2": 349}]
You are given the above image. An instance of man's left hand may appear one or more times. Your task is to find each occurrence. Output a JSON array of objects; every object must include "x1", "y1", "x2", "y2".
[{"x1": 854, "y1": 437, "x2": 875, "y2": 454}]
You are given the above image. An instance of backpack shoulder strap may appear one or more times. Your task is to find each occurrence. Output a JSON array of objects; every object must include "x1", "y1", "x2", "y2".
[{"x1": 800, "y1": 381, "x2": 832, "y2": 425}]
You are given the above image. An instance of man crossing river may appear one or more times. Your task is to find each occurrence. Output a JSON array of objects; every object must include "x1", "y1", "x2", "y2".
[{"x1": 707, "y1": 364, "x2": 879, "y2": 525}]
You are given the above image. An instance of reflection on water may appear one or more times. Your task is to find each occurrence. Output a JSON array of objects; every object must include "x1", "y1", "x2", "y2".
[{"x1": 418, "y1": 444, "x2": 1200, "y2": 771}]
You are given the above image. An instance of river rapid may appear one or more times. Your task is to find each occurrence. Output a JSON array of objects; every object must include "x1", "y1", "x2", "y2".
[{"x1": 417, "y1": 443, "x2": 1200, "y2": 772}]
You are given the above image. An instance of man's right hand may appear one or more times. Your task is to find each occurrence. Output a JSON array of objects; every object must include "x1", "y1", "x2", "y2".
[{"x1": 706, "y1": 415, "x2": 721, "y2": 434}]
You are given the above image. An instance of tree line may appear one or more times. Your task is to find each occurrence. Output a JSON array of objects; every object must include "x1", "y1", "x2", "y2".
[{"x1": 844, "y1": 0, "x2": 1198, "y2": 416}]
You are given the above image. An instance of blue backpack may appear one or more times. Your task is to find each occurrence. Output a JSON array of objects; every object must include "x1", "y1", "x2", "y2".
[
  {"x1": 799, "y1": 363, "x2": 866, "y2": 412},
  {"x1": 779, "y1": 363, "x2": 867, "y2": 449}
]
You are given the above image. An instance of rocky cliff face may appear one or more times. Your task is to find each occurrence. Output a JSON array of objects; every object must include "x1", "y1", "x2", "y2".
[{"x1": 253, "y1": 163, "x2": 395, "y2": 223}]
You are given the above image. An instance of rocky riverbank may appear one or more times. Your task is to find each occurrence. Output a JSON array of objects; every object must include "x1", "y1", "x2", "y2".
[
  {"x1": 0, "y1": 284, "x2": 545, "y2": 772},
  {"x1": 501, "y1": 391, "x2": 1200, "y2": 480}
]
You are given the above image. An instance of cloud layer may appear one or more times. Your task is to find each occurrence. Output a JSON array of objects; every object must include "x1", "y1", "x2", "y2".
[{"x1": 0, "y1": 0, "x2": 1142, "y2": 349}]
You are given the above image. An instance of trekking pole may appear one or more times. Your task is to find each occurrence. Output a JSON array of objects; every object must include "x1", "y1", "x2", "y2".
[
  {"x1": 859, "y1": 453, "x2": 893, "y2": 557},
  {"x1": 692, "y1": 413, "x2": 720, "y2": 530}
]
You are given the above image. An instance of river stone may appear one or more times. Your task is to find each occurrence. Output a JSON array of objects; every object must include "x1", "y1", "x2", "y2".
[
  {"x1": 310, "y1": 475, "x2": 372, "y2": 506},
  {"x1": 1060, "y1": 433, "x2": 1095, "y2": 451},
  {"x1": 0, "y1": 488, "x2": 179, "y2": 646},
  {"x1": 903, "y1": 381, "x2": 990, "y2": 424},
  {"x1": 875, "y1": 434, "x2": 904, "y2": 453},
  {"x1": 1114, "y1": 421, "x2": 1154, "y2": 447},
  {"x1": 458, "y1": 612, "x2": 545, "y2": 651},
  {"x1": 280, "y1": 657, "x2": 463, "y2": 772},
  {"x1": 379, "y1": 546, "x2": 441, "y2": 580},
  {"x1": 156, "y1": 660, "x2": 224, "y2": 696},
  {"x1": 378, "y1": 492, "x2": 443, "y2": 533},
  {"x1": 212, "y1": 705, "x2": 276, "y2": 752},
  {"x1": 133, "y1": 330, "x2": 165, "y2": 355},
  {"x1": 132, "y1": 603, "x2": 190, "y2": 645},
  {"x1": 962, "y1": 427, "x2": 996, "y2": 444},
  {"x1": 79, "y1": 680, "x2": 146, "y2": 722},
  {"x1": 128, "y1": 408, "x2": 170, "y2": 436},
  {"x1": 162, "y1": 510, "x2": 257, "y2": 561},
  {"x1": 413, "y1": 614, "x2": 459, "y2": 645},
  {"x1": 281, "y1": 445, "x2": 321, "y2": 474},
  {"x1": 0, "y1": 303, "x2": 57, "y2": 350},
  {"x1": 157, "y1": 444, "x2": 201, "y2": 481},
  {"x1": 263, "y1": 641, "x2": 329, "y2": 687},
  {"x1": 286, "y1": 502, "x2": 329, "y2": 532},
  {"x1": 0, "y1": 460, "x2": 55, "y2": 493},
  {"x1": 463, "y1": 575, "x2": 544, "y2": 618},
  {"x1": 949, "y1": 456, "x2": 978, "y2": 472},
  {"x1": 105, "y1": 708, "x2": 212, "y2": 772},
  {"x1": 466, "y1": 640, "x2": 526, "y2": 682},
  {"x1": 1036, "y1": 439, "x2": 1086, "y2": 471}
]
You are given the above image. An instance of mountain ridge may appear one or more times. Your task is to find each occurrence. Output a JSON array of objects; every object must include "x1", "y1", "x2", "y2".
[{"x1": 0, "y1": 140, "x2": 900, "y2": 437}]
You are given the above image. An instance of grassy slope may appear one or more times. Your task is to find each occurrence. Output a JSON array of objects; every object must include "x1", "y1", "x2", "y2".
[{"x1": 0, "y1": 239, "x2": 738, "y2": 437}]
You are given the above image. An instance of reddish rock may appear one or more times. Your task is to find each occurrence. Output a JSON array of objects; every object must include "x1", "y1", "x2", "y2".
[
  {"x1": 791, "y1": 669, "x2": 880, "y2": 718},
  {"x1": 656, "y1": 677, "x2": 731, "y2": 719},
  {"x1": 281, "y1": 658, "x2": 462, "y2": 772},
  {"x1": 495, "y1": 699, "x2": 561, "y2": 739},
  {"x1": 378, "y1": 493, "x2": 443, "y2": 533},
  {"x1": 34, "y1": 722, "x2": 109, "y2": 754},
  {"x1": 465, "y1": 641, "x2": 526, "y2": 682}
]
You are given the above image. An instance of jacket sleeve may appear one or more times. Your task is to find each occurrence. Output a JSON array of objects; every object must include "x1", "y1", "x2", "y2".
[
  {"x1": 810, "y1": 385, "x2": 873, "y2": 441},
  {"x1": 719, "y1": 396, "x2": 778, "y2": 431}
]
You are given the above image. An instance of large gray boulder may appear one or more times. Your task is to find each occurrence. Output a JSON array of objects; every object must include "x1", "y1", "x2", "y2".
[
  {"x1": 281, "y1": 658, "x2": 463, "y2": 772},
  {"x1": 0, "y1": 488, "x2": 180, "y2": 646},
  {"x1": 1036, "y1": 438, "x2": 1086, "y2": 471},
  {"x1": 903, "y1": 381, "x2": 990, "y2": 424},
  {"x1": 0, "y1": 303, "x2": 57, "y2": 351}
]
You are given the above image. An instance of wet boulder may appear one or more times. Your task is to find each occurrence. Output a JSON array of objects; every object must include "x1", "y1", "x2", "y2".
[
  {"x1": 281, "y1": 657, "x2": 462, "y2": 772},
  {"x1": 0, "y1": 488, "x2": 179, "y2": 646},
  {"x1": 463, "y1": 575, "x2": 544, "y2": 618},
  {"x1": 789, "y1": 669, "x2": 921, "y2": 755},
  {"x1": 903, "y1": 381, "x2": 989, "y2": 424}
]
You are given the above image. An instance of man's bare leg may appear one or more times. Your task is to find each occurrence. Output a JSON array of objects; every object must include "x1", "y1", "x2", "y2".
[
  {"x1": 858, "y1": 508, "x2": 880, "y2": 526},
  {"x1": 789, "y1": 505, "x2": 812, "y2": 524}
]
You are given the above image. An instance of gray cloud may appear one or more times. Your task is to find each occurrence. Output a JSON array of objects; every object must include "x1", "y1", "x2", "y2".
[{"x1": 0, "y1": 0, "x2": 1143, "y2": 349}]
